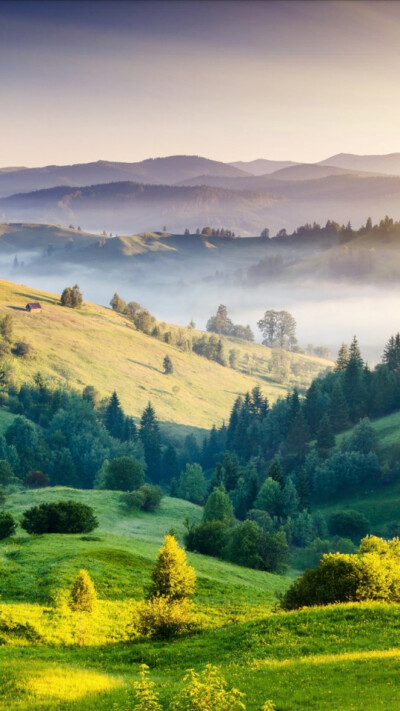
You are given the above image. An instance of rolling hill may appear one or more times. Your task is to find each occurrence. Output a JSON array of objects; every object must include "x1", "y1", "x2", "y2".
[
  {"x1": 1, "y1": 486, "x2": 400, "y2": 710},
  {"x1": 0, "y1": 156, "x2": 249, "y2": 198},
  {"x1": 319, "y1": 152, "x2": 400, "y2": 176},
  {"x1": 0, "y1": 279, "x2": 330, "y2": 437}
]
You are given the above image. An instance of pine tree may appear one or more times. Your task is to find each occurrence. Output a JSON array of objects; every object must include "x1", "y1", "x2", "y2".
[
  {"x1": 316, "y1": 413, "x2": 335, "y2": 456},
  {"x1": 140, "y1": 402, "x2": 161, "y2": 483},
  {"x1": 148, "y1": 534, "x2": 196, "y2": 601},
  {"x1": 349, "y1": 335, "x2": 363, "y2": 366},
  {"x1": 104, "y1": 391, "x2": 125, "y2": 439},
  {"x1": 123, "y1": 416, "x2": 137, "y2": 442},
  {"x1": 282, "y1": 477, "x2": 300, "y2": 518},
  {"x1": 163, "y1": 355, "x2": 173, "y2": 374},
  {"x1": 267, "y1": 455, "x2": 285, "y2": 488},
  {"x1": 335, "y1": 343, "x2": 350, "y2": 371},
  {"x1": 162, "y1": 444, "x2": 179, "y2": 483},
  {"x1": 296, "y1": 468, "x2": 310, "y2": 509},
  {"x1": 304, "y1": 381, "x2": 324, "y2": 437},
  {"x1": 69, "y1": 569, "x2": 97, "y2": 612},
  {"x1": 382, "y1": 333, "x2": 400, "y2": 371},
  {"x1": 328, "y1": 380, "x2": 350, "y2": 432},
  {"x1": 284, "y1": 410, "x2": 310, "y2": 465}
]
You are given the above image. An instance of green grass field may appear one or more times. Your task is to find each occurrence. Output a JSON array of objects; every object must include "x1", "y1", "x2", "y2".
[
  {"x1": 0, "y1": 279, "x2": 330, "y2": 438},
  {"x1": 1, "y1": 487, "x2": 400, "y2": 710}
]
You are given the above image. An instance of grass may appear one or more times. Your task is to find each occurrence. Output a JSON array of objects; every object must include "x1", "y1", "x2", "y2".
[
  {"x1": 1, "y1": 488, "x2": 400, "y2": 709},
  {"x1": 0, "y1": 279, "x2": 330, "y2": 438}
]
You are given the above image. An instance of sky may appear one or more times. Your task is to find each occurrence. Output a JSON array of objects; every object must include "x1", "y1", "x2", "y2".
[{"x1": 1, "y1": 0, "x2": 400, "y2": 166}]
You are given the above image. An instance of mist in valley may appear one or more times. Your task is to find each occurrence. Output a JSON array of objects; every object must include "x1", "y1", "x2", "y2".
[{"x1": 2, "y1": 247, "x2": 396, "y2": 366}]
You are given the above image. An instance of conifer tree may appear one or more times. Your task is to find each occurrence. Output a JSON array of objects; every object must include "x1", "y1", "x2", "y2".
[
  {"x1": 284, "y1": 410, "x2": 310, "y2": 465},
  {"x1": 104, "y1": 391, "x2": 125, "y2": 439},
  {"x1": 304, "y1": 381, "x2": 324, "y2": 437},
  {"x1": 163, "y1": 355, "x2": 173, "y2": 374},
  {"x1": 282, "y1": 477, "x2": 300, "y2": 518},
  {"x1": 162, "y1": 444, "x2": 179, "y2": 483},
  {"x1": 335, "y1": 343, "x2": 350, "y2": 371},
  {"x1": 267, "y1": 455, "x2": 285, "y2": 488},
  {"x1": 296, "y1": 468, "x2": 310, "y2": 509},
  {"x1": 140, "y1": 402, "x2": 161, "y2": 483},
  {"x1": 148, "y1": 534, "x2": 196, "y2": 601},
  {"x1": 316, "y1": 413, "x2": 335, "y2": 456},
  {"x1": 382, "y1": 333, "x2": 400, "y2": 371}
]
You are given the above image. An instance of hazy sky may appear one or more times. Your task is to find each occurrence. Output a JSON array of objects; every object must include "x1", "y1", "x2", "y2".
[{"x1": 2, "y1": 0, "x2": 400, "y2": 166}]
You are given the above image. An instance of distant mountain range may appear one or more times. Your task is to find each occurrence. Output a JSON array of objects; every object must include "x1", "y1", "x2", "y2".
[{"x1": 1, "y1": 153, "x2": 400, "y2": 234}]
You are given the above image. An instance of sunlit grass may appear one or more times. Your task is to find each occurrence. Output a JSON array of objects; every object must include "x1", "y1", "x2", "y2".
[{"x1": 23, "y1": 667, "x2": 122, "y2": 700}]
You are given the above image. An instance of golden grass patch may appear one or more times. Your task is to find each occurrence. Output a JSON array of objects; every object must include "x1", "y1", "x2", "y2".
[{"x1": 24, "y1": 667, "x2": 122, "y2": 700}]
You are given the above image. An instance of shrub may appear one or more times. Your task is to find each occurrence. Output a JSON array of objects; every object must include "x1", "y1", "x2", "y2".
[
  {"x1": 69, "y1": 569, "x2": 97, "y2": 613},
  {"x1": 121, "y1": 489, "x2": 146, "y2": 511},
  {"x1": 140, "y1": 483, "x2": 163, "y2": 512},
  {"x1": 121, "y1": 484, "x2": 163, "y2": 512},
  {"x1": 104, "y1": 456, "x2": 145, "y2": 491},
  {"x1": 132, "y1": 664, "x2": 162, "y2": 711},
  {"x1": 12, "y1": 341, "x2": 32, "y2": 358},
  {"x1": 170, "y1": 664, "x2": 246, "y2": 711},
  {"x1": 149, "y1": 534, "x2": 196, "y2": 601},
  {"x1": 21, "y1": 500, "x2": 98, "y2": 534},
  {"x1": 138, "y1": 596, "x2": 197, "y2": 640},
  {"x1": 328, "y1": 510, "x2": 370, "y2": 541},
  {"x1": 282, "y1": 537, "x2": 400, "y2": 609},
  {"x1": 0, "y1": 512, "x2": 16, "y2": 539},
  {"x1": 186, "y1": 520, "x2": 228, "y2": 557},
  {"x1": 24, "y1": 470, "x2": 49, "y2": 488}
]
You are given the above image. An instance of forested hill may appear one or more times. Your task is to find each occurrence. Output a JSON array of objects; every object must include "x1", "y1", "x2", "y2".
[{"x1": 0, "y1": 280, "x2": 329, "y2": 434}]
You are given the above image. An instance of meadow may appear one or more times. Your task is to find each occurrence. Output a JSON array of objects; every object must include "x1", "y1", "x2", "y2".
[
  {"x1": 1, "y1": 488, "x2": 400, "y2": 710},
  {"x1": 0, "y1": 279, "x2": 330, "y2": 438}
]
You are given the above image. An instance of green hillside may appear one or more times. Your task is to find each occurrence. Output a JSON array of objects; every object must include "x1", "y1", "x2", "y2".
[
  {"x1": 0, "y1": 279, "x2": 329, "y2": 436},
  {"x1": 1, "y1": 488, "x2": 400, "y2": 710},
  {"x1": 313, "y1": 410, "x2": 400, "y2": 536}
]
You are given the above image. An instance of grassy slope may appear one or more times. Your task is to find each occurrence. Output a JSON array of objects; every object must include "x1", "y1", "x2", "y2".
[
  {"x1": 2, "y1": 487, "x2": 288, "y2": 610},
  {"x1": 0, "y1": 279, "x2": 329, "y2": 437},
  {"x1": 314, "y1": 410, "x2": 400, "y2": 534},
  {"x1": 1, "y1": 488, "x2": 400, "y2": 710}
]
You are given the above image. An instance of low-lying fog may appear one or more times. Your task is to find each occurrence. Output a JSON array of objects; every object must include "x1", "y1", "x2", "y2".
[{"x1": 1, "y1": 252, "x2": 396, "y2": 366}]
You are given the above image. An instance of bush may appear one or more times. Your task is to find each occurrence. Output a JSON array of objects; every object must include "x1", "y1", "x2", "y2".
[
  {"x1": 21, "y1": 500, "x2": 98, "y2": 534},
  {"x1": 138, "y1": 596, "x2": 197, "y2": 640},
  {"x1": 24, "y1": 470, "x2": 49, "y2": 488},
  {"x1": 328, "y1": 510, "x2": 370, "y2": 541},
  {"x1": 121, "y1": 489, "x2": 145, "y2": 511},
  {"x1": 104, "y1": 456, "x2": 145, "y2": 491},
  {"x1": 121, "y1": 484, "x2": 163, "y2": 513},
  {"x1": 69, "y1": 569, "x2": 97, "y2": 613},
  {"x1": 170, "y1": 664, "x2": 246, "y2": 711},
  {"x1": 12, "y1": 341, "x2": 32, "y2": 358},
  {"x1": 0, "y1": 512, "x2": 16, "y2": 539},
  {"x1": 132, "y1": 664, "x2": 162, "y2": 711},
  {"x1": 186, "y1": 520, "x2": 228, "y2": 557},
  {"x1": 282, "y1": 537, "x2": 400, "y2": 609},
  {"x1": 140, "y1": 483, "x2": 163, "y2": 512}
]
